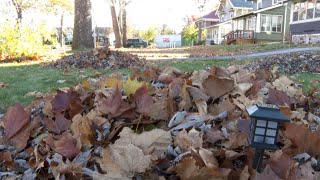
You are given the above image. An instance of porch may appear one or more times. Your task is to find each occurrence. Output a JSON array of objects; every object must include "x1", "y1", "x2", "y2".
[{"x1": 223, "y1": 30, "x2": 256, "y2": 45}]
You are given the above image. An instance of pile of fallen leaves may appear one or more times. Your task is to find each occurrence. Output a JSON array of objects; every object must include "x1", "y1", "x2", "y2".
[
  {"x1": 244, "y1": 51, "x2": 320, "y2": 74},
  {"x1": 47, "y1": 47, "x2": 146, "y2": 69},
  {"x1": 1, "y1": 65, "x2": 320, "y2": 179}
]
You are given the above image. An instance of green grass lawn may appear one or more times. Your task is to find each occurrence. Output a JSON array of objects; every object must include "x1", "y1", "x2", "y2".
[
  {"x1": 0, "y1": 62, "x2": 130, "y2": 112},
  {"x1": 0, "y1": 60, "x2": 319, "y2": 113}
]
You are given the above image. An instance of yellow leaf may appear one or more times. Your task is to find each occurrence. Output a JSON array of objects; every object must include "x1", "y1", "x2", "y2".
[
  {"x1": 123, "y1": 78, "x2": 145, "y2": 96},
  {"x1": 82, "y1": 80, "x2": 91, "y2": 89},
  {"x1": 100, "y1": 77, "x2": 123, "y2": 89}
]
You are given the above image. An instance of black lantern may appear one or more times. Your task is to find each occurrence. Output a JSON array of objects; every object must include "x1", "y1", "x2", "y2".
[{"x1": 246, "y1": 105, "x2": 290, "y2": 172}]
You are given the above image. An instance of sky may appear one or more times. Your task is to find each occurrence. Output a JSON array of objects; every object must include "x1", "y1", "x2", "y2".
[
  {"x1": 93, "y1": 0, "x2": 218, "y2": 32},
  {"x1": 0, "y1": 0, "x2": 218, "y2": 33}
]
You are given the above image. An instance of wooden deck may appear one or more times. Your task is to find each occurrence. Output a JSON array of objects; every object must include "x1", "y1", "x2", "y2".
[{"x1": 224, "y1": 30, "x2": 256, "y2": 45}]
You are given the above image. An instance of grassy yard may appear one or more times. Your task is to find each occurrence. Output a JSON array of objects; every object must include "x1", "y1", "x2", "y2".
[
  {"x1": 0, "y1": 62, "x2": 130, "y2": 112},
  {"x1": 0, "y1": 60, "x2": 319, "y2": 112}
]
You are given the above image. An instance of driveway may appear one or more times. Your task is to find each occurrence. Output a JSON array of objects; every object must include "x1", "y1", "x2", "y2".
[{"x1": 146, "y1": 47, "x2": 320, "y2": 61}]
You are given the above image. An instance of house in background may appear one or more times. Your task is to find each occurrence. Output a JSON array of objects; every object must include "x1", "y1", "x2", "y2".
[
  {"x1": 224, "y1": 0, "x2": 291, "y2": 44},
  {"x1": 205, "y1": 0, "x2": 254, "y2": 44},
  {"x1": 290, "y1": 0, "x2": 320, "y2": 44},
  {"x1": 194, "y1": 10, "x2": 220, "y2": 43}
]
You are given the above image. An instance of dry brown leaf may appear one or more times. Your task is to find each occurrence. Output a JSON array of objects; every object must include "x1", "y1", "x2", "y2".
[
  {"x1": 267, "y1": 150, "x2": 294, "y2": 179},
  {"x1": 195, "y1": 99, "x2": 207, "y2": 115},
  {"x1": 149, "y1": 89, "x2": 170, "y2": 120},
  {"x1": 70, "y1": 114, "x2": 94, "y2": 146},
  {"x1": 133, "y1": 84, "x2": 153, "y2": 115},
  {"x1": 191, "y1": 70, "x2": 209, "y2": 89},
  {"x1": 53, "y1": 132, "x2": 81, "y2": 159},
  {"x1": 267, "y1": 88, "x2": 295, "y2": 106},
  {"x1": 273, "y1": 76, "x2": 303, "y2": 98},
  {"x1": 176, "y1": 157, "x2": 199, "y2": 180},
  {"x1": 239, "y1": 165, "x2": 249, "y2": 180},
  {"x1": 254, "y1": 164, "x2": 281, "y2": 180},
  {"x1": 199, "y1": 148, "x2": 219, "y2": 168},
  {"x1": 205, "y1": 126, "x2": 226, "y2": 144},
  {"x1": 25, "y1": 91, "x2": 44, "y2": 98},
  {"x1": 44, "y1": 112, "x2": 71, "y2": 134},
  {"x1": 0, "y1": 82, "x2": 8, "y2": 89},
  {"x1": 98, "y1": 87, "x2": 132, "y2": 117},
  {"x1": 222, "y1": 132, "x2": 248, "y2": 149},
  {"x1": 288, "y1": 161, "x2": 320, "y2": 180},
  {"x1": 100, "y1": 77, "x2": 123, "y2": 89},
  {"x1": 284, "y1": 123, "x2": 320, "y2": 156},
  {"x1": 187, "y1": 85, "x2": 210, "y2": 101},
  {"x1": 203, "y1": 75, "x2": 235, "y2": 99},
  {"x1": 115, "y1": 127, "x2": 171, "y2": 158},
  {"x1": 178, "y1": 81, "x2": 192, "y2": 111},
  {"x1": 10, "y1": 118, "x2": 41, "y2": 151},
  {"x1": 175, "y1": 128, "x2": 203, "y2": 152},
  {"x1": 208, "y1": 96, "x2": 236, "y2": 116},
  {"x1": 3, "y1": 103, "x2": 30, "y2": 139},
  {"x1": 233, "y1": 94, "x2": 253, "y2": 111},
  {"x1": 99, "y1": 142, "x2": 151, "y2": 179}
]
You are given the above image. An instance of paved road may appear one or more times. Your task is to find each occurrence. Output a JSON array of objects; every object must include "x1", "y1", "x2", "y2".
[{"x1": 146, "y1": 47, "x2": 320, "y2": 61}]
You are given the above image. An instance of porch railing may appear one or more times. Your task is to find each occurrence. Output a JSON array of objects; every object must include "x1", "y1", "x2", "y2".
[{"x1": 223, "y1": 30, "x2": 256, "y2": 45}]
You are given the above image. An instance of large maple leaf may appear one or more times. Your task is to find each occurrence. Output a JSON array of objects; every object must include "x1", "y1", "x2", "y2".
[{"x1": 3, "y1": 103, "x2": 30, "y2": 139}]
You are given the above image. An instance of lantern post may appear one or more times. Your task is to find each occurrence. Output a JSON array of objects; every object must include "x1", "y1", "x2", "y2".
[{"x1": 246, "y1": 105, "x2": 290, "y2": 172}]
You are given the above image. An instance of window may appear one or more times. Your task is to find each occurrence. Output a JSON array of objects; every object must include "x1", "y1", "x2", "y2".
[
  {"x1": 316, "y1": 0, "x2": 320, "y2": 17},
  {"x1": 207, "y1": 30, "x2": 213, "y2": 39},
  {"x1": 261, "y1": 14, "x2": 282, "y2": 32},
  {"x1": 299, "y1": 2, "x2": 307, "y2": 20},
  {"x1": 293, "y1": 0, "x2": 320, "y2": 21},
  {"x1": 273, "y1": 0, "x2": 283, "y2": 4},
  {"x1": 307, "y1": 0, "x2": 315, "y2": 19}
]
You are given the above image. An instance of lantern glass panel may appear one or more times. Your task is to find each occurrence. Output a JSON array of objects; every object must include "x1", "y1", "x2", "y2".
[
  {"x1": 268, "y1": 121, "x2": 278, "y2": 128},
  {"x1": 257, "y1": 120, "x2": 267, "y2": 127},
  {"x1": 254, "y1": 135, "x2": 264, "y2": 143},
  {"x1": 266, "y1": 129, "x2": 277, "y2": 136},
  {"x1": 265, "y1": 137, "x2": 275, "y2": 144},
  {"x1": 255, "y1": 128, "x2": 266, "y2": 135}
]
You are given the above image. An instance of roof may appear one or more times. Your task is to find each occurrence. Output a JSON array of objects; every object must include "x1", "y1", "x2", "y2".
[
  {"x1": 201, "y1": 10, "x2": 219, "y2": 20},
  {"x1": 230, "y1": 0, "x2": 254, "y2": 8},
  {"x1": 246, "y1": 105, "x2": 290, "y2": 122}
]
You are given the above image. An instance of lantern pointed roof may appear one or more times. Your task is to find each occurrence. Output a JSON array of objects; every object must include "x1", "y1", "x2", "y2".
[{"x1": 246, "y1": 105, "x2": 290, "y2": 122}]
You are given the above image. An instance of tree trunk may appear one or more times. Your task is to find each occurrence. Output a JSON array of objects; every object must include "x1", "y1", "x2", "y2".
[
  {"x1": 72, "y1": 0, "x2": 94, "y2": 50},
  {"x1": 121, "y1": 2, "x2": 127, "y2": 47},
  {"x1": 60, "y1": 13, "x2": 64, "y2": 48},
  {"x1": 109, "y1": 0, "x2": 122, "y2": 48}
]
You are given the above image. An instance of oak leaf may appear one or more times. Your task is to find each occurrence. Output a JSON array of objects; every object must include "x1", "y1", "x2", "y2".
[{"x1": 3, "y1": 103, "x2": 30, "y2": 139}]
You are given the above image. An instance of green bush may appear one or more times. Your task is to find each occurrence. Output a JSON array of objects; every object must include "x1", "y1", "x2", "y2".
[
  {"x1": 182, "y1": 24, "x2": 198, "y2": 45},
  {"x1": 0, "y1": 22, "x2": 54, "y2": 61}
]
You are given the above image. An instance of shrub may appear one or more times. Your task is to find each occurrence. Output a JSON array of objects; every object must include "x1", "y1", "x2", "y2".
[
  {"x1": 0, "y1": 22, "x2": 54, "y2": 61},
  {"x1": 182, "y1": 24, "x2": 198, "y2": 45}
]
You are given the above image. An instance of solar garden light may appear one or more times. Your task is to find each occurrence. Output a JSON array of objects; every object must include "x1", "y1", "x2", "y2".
[{"x1": 246, "y1": 104, "x2": 290, "y2": 172}]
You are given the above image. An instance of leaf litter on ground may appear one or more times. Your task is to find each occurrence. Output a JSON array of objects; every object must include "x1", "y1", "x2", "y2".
[{"x1": 1, "y1": 64, "x2": 320, "y2": 179}]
